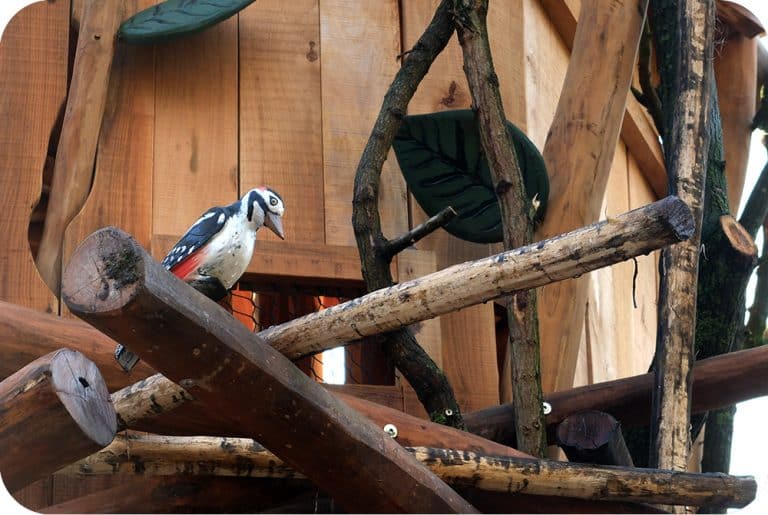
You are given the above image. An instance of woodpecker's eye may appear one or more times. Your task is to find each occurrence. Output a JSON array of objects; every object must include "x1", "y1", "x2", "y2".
[{"x1": 269, "y1": 196, "x2": 278, "y2": 207}]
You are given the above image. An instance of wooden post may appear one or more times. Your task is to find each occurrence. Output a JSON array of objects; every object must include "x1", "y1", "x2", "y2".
[
  {"x1": 58, "y1": 434, "x2": 757, "y2": 509},
  {"x1": 556, "y1": 411, "x2": 633, "y2": 466},
  {"x1": 536, "y1": 0, "x2": 649, "y2": 393},
  {"x1": 0, "y1": 349, "x2": 116, "y2": 492},
  {"x1": 61, "y1": 228, "x2": 476, "y2": 514},
  {"x1": 649, "y1": 0, "x2": 716, "y2": 472},
  {"x1": 264, "y1": 196, "x2": 693, "y2": 359},
  {"x1": 35, "y1": 0, "x2": 125, "y2": 294},
  {"x1": 465, "y1": 344, "x2": 768, "y2": 446}
]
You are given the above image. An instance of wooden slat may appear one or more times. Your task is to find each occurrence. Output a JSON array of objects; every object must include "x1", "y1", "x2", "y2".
[
  {"x1": 62, "y1": 228, "x2": 476, "y2": 513},
  {"x1": 63, "y1": 0, "x2": 156, "y2": 291},
  {"x1": 153, "y1": 235, "x2": 364, "y2": 284},
  {"x1": 400, "y1": 0, "x2": 499, "y2": 414},
  {"x1": 714, "y1": 32, "x2": 758, "y2": 213},
  {"x1": 239, "y1": 0, "x2": 324, "y2": 244},
  {"x1": 320, "y1": 0, "x2": 407, "y2": 246},
  {"x1": 584, "y1": 143, "x2": 630, "y2": 383},
  {"x1": 624, "y1": 153, "x2": 659, "y2": 377},
  {"x1": 0, "y1": 0, "x2": 67, "y2": 312},
  {"x1": 151, "y1": 18, "x2": 239, "y2": 246}
]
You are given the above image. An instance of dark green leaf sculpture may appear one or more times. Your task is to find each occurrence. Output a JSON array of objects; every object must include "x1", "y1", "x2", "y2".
[
  {"x1": 119, "y1": 0, "x2": 257, "y2": 45},
  {"x1": 393, "y1": 109, "x2": 549, "y2": 244}
]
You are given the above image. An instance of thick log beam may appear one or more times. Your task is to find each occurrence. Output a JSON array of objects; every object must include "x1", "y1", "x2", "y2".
[
  {"x1": 0, "y1": 349, "x2": 115, "y2": 492},
  {"x1": 464, "y1": 345, "x2": 768, "y2": 446},
  {"x1": 264, "y1": 196, "x2": 693, "y2": 358},
  {"x1": 555, "y1": 411, "x2": 633, "y2": 466},
  {"x1": 411, "y1": 448, "x2": 755, "y2": 509},
  {"x1": 35, "y1": 0, "x2": 125, "y2": 294},
  {"x1": 58, "y1": 434, "x2": 756, "y2": 509},
  {"x1": 61, "y1": 228, "x2": 475, "y2": 514},
  {"x1": 111, "y1": 372, "x2": 530, "y2": 459}
]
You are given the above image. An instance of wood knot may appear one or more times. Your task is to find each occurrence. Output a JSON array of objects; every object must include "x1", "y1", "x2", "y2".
[{"x1": 306, "y1": 41, "x2": 318, "y2": 62}]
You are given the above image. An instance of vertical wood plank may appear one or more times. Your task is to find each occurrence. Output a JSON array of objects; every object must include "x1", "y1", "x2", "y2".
[
  {"x1": 320, "y1": 0, "x2": 406, "y2": 247},
  {"x1": 0, "y1": 0, "x2": 68, "y2": 313},
  {"x1": 151, "y1": 19, "x2": 239, "y2": 251},
  {"x1": 714, "y1": 33, "x2": 757, "y2": 213},
  {"x1": 63, "y1": 0, "x2": 155, "y2": 279},
  {"x1": 239, "y1": 0, "x2": 324, "y2": 244},
  {"x1": 523, "y1": 0, "x2": 570, "y2": 148},
  {"x1": 626, "y1": 152, "x2": 659, "y2": 377},
  {"x1": 584, "y1": 143, "x2": 629, "y2": 383}
]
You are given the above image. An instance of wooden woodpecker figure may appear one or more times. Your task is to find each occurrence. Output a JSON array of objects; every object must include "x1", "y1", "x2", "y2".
[{"x1": 115, "y1": 187, "x2": 285, "y2": 371}]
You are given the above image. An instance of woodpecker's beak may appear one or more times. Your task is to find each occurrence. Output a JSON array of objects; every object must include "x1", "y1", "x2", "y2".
[{"x1": 265, "y1": 212, "x2": 285, "y2": 240}]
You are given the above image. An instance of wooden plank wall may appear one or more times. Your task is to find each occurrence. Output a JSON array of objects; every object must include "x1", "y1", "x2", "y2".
[{"x1": 0, "y1": 0, "x2": 675, "y2": 506}]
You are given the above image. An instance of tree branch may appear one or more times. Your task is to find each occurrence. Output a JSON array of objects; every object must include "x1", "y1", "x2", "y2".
[
  {"x1": 738, "y1": 139, "x2": 768, "y2": 238},
  {"x1": 454, "y1": 0, "x2": 545, "y2": 457},
  {"x1": 649, "y1": 0, "x2": 716, "y2": 473},
  {"x1": 350, "y1": 0, "x2": 465, "y2": 428},
  {"x1": 637, "y1": 18, "x2": 664, "y2": 135},
  {"x1": 380, "y1": 206, "x2": 457, "y2": 261}
]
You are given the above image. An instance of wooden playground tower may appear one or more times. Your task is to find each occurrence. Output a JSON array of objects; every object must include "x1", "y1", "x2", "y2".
[{"x1": 0, "y1": 0, "x2": 766, "y2": 512}]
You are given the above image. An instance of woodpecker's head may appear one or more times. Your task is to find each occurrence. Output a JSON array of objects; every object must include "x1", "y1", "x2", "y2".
[{"x1": 243, "y1": 187, "x2": 285, "y2": 239}]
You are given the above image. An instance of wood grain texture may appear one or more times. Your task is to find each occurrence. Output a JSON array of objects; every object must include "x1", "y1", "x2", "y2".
[
  {"x1": 536, "y1": 0, "x2": 667, "y2": 197},
  {"x1": 36, "y1": 0, "x2": 125, "y2": 295},
  {"x1": 400, "y1": 0, "x2": 499, "y2": 414},
  {"x1": 536, "y1": 0, "x2": 648, "y2": 393},
  {"x1": 0, "y1": 0, "x2": 67, "y2": 313},
  {"x1": 239, "y1": 0, "x2": 324, "y2": 244},
  {"x1": 151, "y1": 17, "x2": 238, "y2": 243},
  {"x1": 714, "y1": 32, "x2": 758, "y2": 213},
  {"x1": 320, "y1": 0, "x2": 407, "y2": 246},
  {"x1": 154, "y1": 235, "x2": 365, "y2": 284},
  {"x1": 410, "y1": 447, "x2": 755, "y2": 508},
  {"x1": 263, "y1": 196, "x2": 693, "y2": 359},
  {"x1": 0, "y1": 349, "x2": 115, "y2": 492},
  {"x1": 62, "y1": 228, "x2": 476, "y2": 514},
  {"x1": 63, "y1": 0, "x2": 156, "y2": 294}
]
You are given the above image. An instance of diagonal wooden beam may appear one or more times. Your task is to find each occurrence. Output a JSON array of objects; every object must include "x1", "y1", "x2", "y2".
[{"x1": 61, "y1": 227, "x2": 475, "y2": 514}]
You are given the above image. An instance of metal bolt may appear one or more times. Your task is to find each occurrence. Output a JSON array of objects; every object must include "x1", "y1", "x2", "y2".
[
  {"x1": 542, "y1": 401, "x2": 552, "y2": 415},
  {"x1": 444, "y1": 408, "x2": 454, "y2": 417},
  {"x1": 383, "y1": 423, "x2": 398, "y2": 438}
]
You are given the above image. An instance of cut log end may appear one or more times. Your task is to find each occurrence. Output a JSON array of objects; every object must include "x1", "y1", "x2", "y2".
[
  {"x1": 50, "y1": 348, "x2": 116, "y2": 446},
  {"x1": 661, "y1": 195, "x2": 695, "y2": 241},
  {"x1": 720, "y1": 215, "x2": 758, "y2": 259},
  {"x1": 62, "y1": 227, "x2": 145, "y2": 314}
]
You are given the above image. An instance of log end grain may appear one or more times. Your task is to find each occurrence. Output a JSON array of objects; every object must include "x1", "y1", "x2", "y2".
[
  {"x1": 62, "y1": 227, "x2": 144, "y2": 315},
  {"x1": 50, "y1": 348, "x2": 116, "y2": 446}
]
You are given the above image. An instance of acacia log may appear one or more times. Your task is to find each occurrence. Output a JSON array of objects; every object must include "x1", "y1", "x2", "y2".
[
  {"x1": 465, "y1": 344, "x2": 768, "y2": 445},
  {"x1": 264, "y1": 196, "x2": 693, "y2": 358},
  {"x1": 536, "y1": 0, "x2": 649, "y2": 393},
  {"x1": 35, "y1": 0, "x2": 125, "y2": 294},
  {"x1": 555, "y1": 411, "x2": 633, "y2": 466},
  {"x1": 58, "y1": 434, "x2": 756, "y2": 509},
  {"x1": 649, "y1": 0, "x2": 716, "y2": 472},
  {"x1": 61, "y1": 227, "x2": 475, "y2": 514},
  {"x1": 0, "y1": 349, "x2": 115, "y2": 492},
  {"x1": 411, "y1": 448, "x2": 755, "y2": 509}
]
